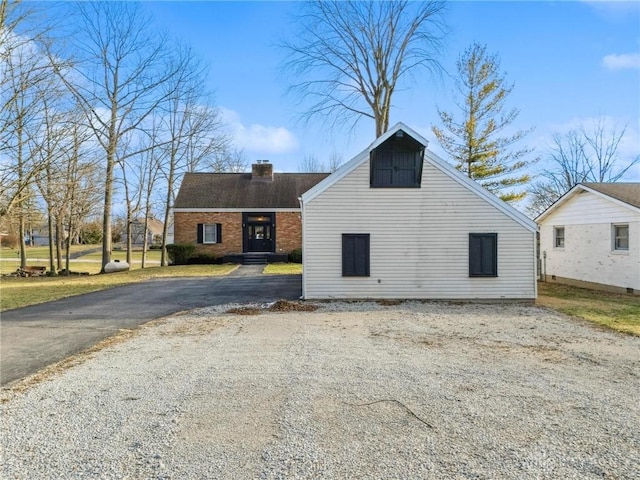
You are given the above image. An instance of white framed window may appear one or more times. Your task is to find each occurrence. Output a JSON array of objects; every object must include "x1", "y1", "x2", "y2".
[
  {"x1": 203, "y1": 224, "x2": 217, "y2": 244},
  {"x1": 197, "y1": 223, "x2": 221, "y2": 244},
  {"x1": 613, "y1": 224, "x2": 629, "y2": 251},
  {"x1": 554, "y1": 226, "x2": 565, "y2": 248}
]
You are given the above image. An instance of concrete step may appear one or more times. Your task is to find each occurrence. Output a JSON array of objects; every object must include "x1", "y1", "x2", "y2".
[{"x1": 243, "y1": 254, "x2": 268, "y2": 265}]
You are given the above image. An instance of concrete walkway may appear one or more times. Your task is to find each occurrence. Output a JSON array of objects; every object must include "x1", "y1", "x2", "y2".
[{"x1": 0, "y1": 266, "x2": 301, "y2": 386}]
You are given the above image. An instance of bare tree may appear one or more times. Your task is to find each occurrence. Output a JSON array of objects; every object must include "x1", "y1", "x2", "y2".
[
  {"x1": 298, "y1": 155, "x2": 324, "y2": 173},
  {"x1": 33, "y1": 92, "x2": 71, "y2": 274},
  {"x1": 60, "y1": 120, "x2": 101, "y2": 274},
  {"x1": 156, "y1": 45, "x2": 227, "y2": 266},
  {"x1": 327, "y1": 151, "x2": 343, "y2": 172},
  {"x1": 137, "y1": 121, "x2": 163, "y2": 269},
  {"x1": 205, "y1": 147, "x2": 247, "y2": 173},
  {"x1": 527, "y1": 117, "x2": 640, "y2": 216},
  {"x1": 1, "y1": 3, "x2": 59, "y2": 267},
  {"x1": 51, "y1": 2, "x2": 182, "y2": 272},
  {"x1": 282, "y1": 0, "x2": 448, "y2": 137},
  {"x1": 183, "y1": 104, "x2": 228, "y2": 173},
  {"x1": 298, "y1": 152, "x2": 343, "y2": 173}
]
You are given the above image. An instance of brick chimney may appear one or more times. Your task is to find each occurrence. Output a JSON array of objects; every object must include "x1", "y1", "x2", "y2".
[{"x1": 251, "y1": 160, "x2": 274, "y2": 182}]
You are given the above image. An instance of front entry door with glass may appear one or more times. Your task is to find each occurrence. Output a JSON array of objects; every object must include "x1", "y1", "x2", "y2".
[{"x1": 243, "y1": 213, "x2": 275, "y2": 252}]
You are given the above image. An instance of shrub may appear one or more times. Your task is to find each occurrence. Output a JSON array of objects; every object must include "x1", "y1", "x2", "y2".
[
  {"x1": 288, "y1": 248, "x2": 302, "y2": 263},
  {"x1": 80, "y1": 222, "x2": 103, "y2": 244},
  {"x1": 1, "y1": 233, "x2": 18, "y2": 248},
  {"x1": 166, "y1": 243, "x2": 196, "y2": 265},
  {"x1": 187, "y1": 253, "x2": 219, "y2": 265}
]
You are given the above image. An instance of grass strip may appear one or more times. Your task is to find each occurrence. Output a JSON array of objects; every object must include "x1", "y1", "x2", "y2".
[
  {"x1": 262, "y1": 263, "x2": 303, "y2": 275},
  {"x1": 537, "y1": 282, "x2": 640, "y2": 336}
]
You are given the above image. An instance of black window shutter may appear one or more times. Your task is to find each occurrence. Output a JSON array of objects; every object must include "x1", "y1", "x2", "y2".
[
  {"x1": 343, "y1": 234, "x2": 370, "y2": 277},
  {"x1": 197, "y1": 224, "x2": 203, "y2": 244},
  {"x1": 216, "y1": 223, "x2": 222, "y2": 243},
  {"x1": 469, "y1": 233, "x2": 497, "y2": 277},
  {"x1": 342, "y1": 236, "x2": 355, "y2": 276},
  {"x1": 469, "y1": 235, "x2": 482, "y2": 276}
]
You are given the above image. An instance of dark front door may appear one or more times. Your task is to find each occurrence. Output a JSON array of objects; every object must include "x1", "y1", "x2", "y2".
[{"x1": 243, "y1": 213, "x2": 275, "y2": 253}]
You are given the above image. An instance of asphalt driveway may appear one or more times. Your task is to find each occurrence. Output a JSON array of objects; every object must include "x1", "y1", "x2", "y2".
[{"x1": 0, "y1": 266, "x2": 301, "y2": 386}]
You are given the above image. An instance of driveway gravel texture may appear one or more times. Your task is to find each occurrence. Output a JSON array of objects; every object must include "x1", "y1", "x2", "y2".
[{"x1": 1, "y1": 301, "x2": 638, "y2": 479}]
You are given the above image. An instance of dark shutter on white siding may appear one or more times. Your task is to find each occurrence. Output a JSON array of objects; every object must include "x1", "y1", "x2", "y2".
[
  {"x1": 469, "y1": 233, "x2": 498, "y2": 277},
  {"x1": 342, "y1": 234, "x2": 370, "y2": 277},
  {"x1": 197, "y1": 224, "x2": 204, "y2": 243}
]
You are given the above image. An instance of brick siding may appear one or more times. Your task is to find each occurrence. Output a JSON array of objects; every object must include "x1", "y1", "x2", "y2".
[
  {"x1": 275, "y1": 211, "x2": 302, "y2": 253},
  {"x1": 173, "y1": 211, "x2": 302, "y2": 256}
]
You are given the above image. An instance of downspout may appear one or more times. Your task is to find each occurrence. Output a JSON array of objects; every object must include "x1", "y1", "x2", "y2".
[
  {"x1": 533, "y1": 232, "x2": 542, "y2": 301},
  {"x1": 299, "y1": 196, "x2": 306, "y2": 300}
]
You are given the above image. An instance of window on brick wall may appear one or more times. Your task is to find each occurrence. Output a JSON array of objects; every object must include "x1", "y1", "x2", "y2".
[{"x1": 197, "y1": 223, "x2": 222, "y2": 244}]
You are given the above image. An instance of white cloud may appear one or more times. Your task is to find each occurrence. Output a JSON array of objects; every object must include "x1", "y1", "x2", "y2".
[
  {"x1": 602, "y1": 53, "x2": 640, "y2": 70},
  {"x1": 219, "y1": 107, "x2": 298, "y2": 154}
]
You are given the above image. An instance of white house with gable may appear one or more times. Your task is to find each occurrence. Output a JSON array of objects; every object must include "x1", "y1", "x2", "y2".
[
  {"x1": 536, "y1": 182, "x2": 640, "y2": 295},
  {"x1": 300, "y1": 123, "x2": 538, "y2": 300}
]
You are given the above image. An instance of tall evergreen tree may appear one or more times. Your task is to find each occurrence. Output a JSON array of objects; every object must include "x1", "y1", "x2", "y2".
[{"x1": 432, "y1": 43, "x2": 536, "y2": 203}]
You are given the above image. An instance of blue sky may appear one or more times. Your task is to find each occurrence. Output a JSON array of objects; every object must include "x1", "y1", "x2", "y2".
[{"x1": 145, "y1": 1, "x2": 640, "y2": 179}]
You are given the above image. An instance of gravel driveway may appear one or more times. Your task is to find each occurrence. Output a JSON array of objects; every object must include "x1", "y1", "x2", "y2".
[{"x1": 1, "y1": 301, "x2": 638, "y2": 479}]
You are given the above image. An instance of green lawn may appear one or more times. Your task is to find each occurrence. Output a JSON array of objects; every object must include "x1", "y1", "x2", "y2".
[
  {"x1": 1, "y1": 264, "x2": 238, "y2": 311},
  {"x1": 0, "y1": 246, "x2": 164, "y2": 275},
  {"x1": 263, "y1": 263, "x2": 303, "y2": 275},
  {"x1": 537, "y1": 282, "x2": 640, "y2": 336}
]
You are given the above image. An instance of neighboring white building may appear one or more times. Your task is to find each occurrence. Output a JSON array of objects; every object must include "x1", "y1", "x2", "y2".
[
  {"x1": 300, "y1": 123, "x2": 538, "y2": 300},
  {"x1": 120, "y1": 217, "x2": 164, "y2": 246},
  {"x1": 536, "y1": 182, "x2": 640, "y2": 295}
]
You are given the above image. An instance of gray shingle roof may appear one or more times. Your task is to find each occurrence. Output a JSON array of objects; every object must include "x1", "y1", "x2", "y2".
[
  {"x1": 582, "y1": 182, "x2": 640, "y2": 209},
  {"x1": 174, "y1": 172, "x2": 330, "y2": 209}
]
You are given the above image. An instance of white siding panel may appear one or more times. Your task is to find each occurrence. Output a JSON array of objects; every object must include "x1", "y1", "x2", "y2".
[
  {"x1": 539, "y1": 191, "x2": 640, "y2": 290},
  {"x1": 304, "y1": 161, "x2": 536, "y2": 299}
]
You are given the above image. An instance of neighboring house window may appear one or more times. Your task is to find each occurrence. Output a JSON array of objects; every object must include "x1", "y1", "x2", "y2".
[
  {"x1": 342, "y1": 234, "x2": 370, "y2": 277},
  {"x1": 469, "y1": 233, "x2": 497, "y2": 277},
  {"x1": 197, "y1": 223, "x2": 222, "y2": 244},
  {"x1": 370, "y1": 148, "x2": 423, "y2": 188},
  {"x1": 613, "y1": 224, "x2": 629, "y2": 251},
  {"x1": 554, "y1": 227, "x2": 565, "y2": 248}
]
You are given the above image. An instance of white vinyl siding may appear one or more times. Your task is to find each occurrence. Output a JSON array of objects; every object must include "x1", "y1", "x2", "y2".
[
  {"x1": 303, "y1": 160, "x2": 536, "y2": 299},
  {"x1": 539, "y1": 191, "x2": 640, "y2": 291}
]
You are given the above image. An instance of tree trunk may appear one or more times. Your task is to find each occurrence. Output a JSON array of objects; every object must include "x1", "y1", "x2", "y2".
[
  {"x1": 47, "y1": 211, "x2": 55, "y2": 274},
  {"x1": 18, "y1": 215, "x2": 26, "y2": 269},
  {"x1": 101, "y1": 124, "x2": 117, "y2": 272},
  {"x1": 141, "y1": 216, "x2": 149, "y2": 269},
  {"x1": 55, "y1": 218, "x2": 63, "y2": 270},
  {"x1": 126, "y1": 214, "x2": 132, "y2": 266},
  {"x1": 65, "y1": 215, "x2": 72, "y2": 275},
  {"x1": 160, "y1": 168, "x2": 175, "y2": 267}
]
